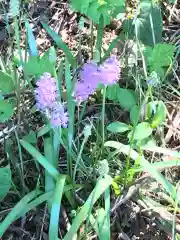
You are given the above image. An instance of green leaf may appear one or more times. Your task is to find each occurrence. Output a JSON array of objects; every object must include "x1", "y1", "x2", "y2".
[
  {"x1": 107, "y1": 122, "x2": 130, "y2": 133},
  {"x1": 0, "y1": 189, "x2": 41, "y2": 237},
  {"x1": 151, "y1": 101, "x2": 167, "y2": 128},
  {"x1": 130, "y1": 105, "x2": 140, "y2": 125},
  {"x1": 123, "y1": 1, "x2": 162, "y2": 46},
  {"x1": 43, "y1": 46, "x2": 57, "y2": 64},
  {"x1": 151, "y1": 43, "x2": 175, "y2": 67},
  {"x1": 63, "y1": 175, "x2": 112, "y2": 240},
  {"x1": 0, "y1": 100, "x2": 14, "y2": 122},
  {"x1": 96, "y1": 208, "x2": 110, "y2": 240},
  {"x1": 23, "y1": 130, "x2": 37, "y2": 144},
  {"x1": 25, "y1": 20, "x2": 38, "y2": 57},
  {"x1": 118, "y1": 88, "x2": 137, "y2": 111},
  {"x1": 104, "y1": 141, "x2": 175, "y2": 198},
  {"x1": 106, "y1": 84, "x2": 120, "y2": 101},
  {"x1": 49, "y1": 175, "x2": 66, "y2": 240},
  {"x1": 133, "y1": 122, "x2": 152, "y2": 140},
  {"x1": 0, "y1": 71, "x2": 14, "y2": 93},
  {"x1": 0, "y1": 166, "x2": 11, "y2": 200},
  {"x1": 41, "y1": 22, "x2": 76, "y2": 67},
  {"x1": 24, "y1": 56, "x2": 54, "y2": 77},
  {"x1": 96, "y1": 14, "x2": 104, "y2": 59},
  {"x1": 71, "y1": 0, "x2": 91, "y2": 14},
  {"x1": 20, "y1": 139, "x2": 60, "y2": 180}
]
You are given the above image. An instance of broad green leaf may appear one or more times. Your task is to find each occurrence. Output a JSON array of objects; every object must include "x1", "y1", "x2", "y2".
[
  {"x1": 133, "y1": 122, "x2": 152, "y2": 140},
  {"x1": 71, "y1": 0, "x2": 125, "y2": 25},
  {"x1": 71, "y1": 0, "x2": 91, "y2": 14},
  {"x1": 151, "y1": 43, "x2": 175, "y2": 67},
  {"x1": 151, "y1": 101, "x2": 167, "y2": 128},
  {"x1": 0, "y1": 100, "x2": 14, "y2": 122},
  {"x1": 106, "y1": 84, "x2": 120, "y2": 101},
  {"x1": 23, "y1": 130, "x2": 37, "y2": 144},
  {"x1": 130, "y1": 105, "x2": 140, "y2": 125},
  {"x1": 0, "y1": 71, "x2": 14, "y2": 93},
  {"x1": 24, "y1": 56, "x2": 54, "y2": 77},
  {"x1": 87, "y1": 2, "x2": 110, "y2": 25},
  {"x1": 118, "y1": 88, "x2": 137, "y2": 111},
  {"x1": 0, "y1": 166, "x2": 11, "y2": 200},
  {"x1": 107, "y1": 122, "x2": 130, "y2": 133},
  {"x1": 123, "y1": 1, "x2": 162, "y2": 46},
  {"x1": 41, "y1": 22, "x2": 76, "y2": 67}
]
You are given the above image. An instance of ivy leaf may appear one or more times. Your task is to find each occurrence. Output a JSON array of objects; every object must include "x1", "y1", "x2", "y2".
[
  {"x1": 118, "y1": 88, "x2": 137, "y2": 111},
  {"x1": 0, "y1": 166, "x2": 11, "y2": 200},
  {"x1": 133, "y1": 122, "x2": 152, "y2": 140},
  {"x1": 0, "y1": 71, "x2": 14, "y2": 93},
  {"x1": 107, "y1": 122, "x2": 130, "y2": 133},
  {"x1": 0, "y1": 100, "x2": 14, "y2": 122}
]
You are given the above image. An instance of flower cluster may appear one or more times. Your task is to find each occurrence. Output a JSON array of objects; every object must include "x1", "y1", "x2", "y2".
[
  {"x1": 74, "y1": 55, "x2": 120, "y2": 102},
  {"x1": 35, "y1": 73, "x2": 68, "y2": 128}
]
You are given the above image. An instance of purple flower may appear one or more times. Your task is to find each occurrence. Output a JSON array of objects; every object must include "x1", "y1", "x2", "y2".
[
  {"x1": 97, "y1": 55, "x2": 120, "y2": 85},
  {"x1": 75, "y1": 81, "x2": 97, "y2": 102},
  {"x1": 74, "y1": 55, "x2": 120, "y2": 102},
  {"x1": 50, "y1": 103, "x2": 68, "y2": 128},
  {"x1": 35, "y1": 72, "x2": 57, "y2": 111},
  {"x1": 35, "y1": 72, "x2": 68, "y2": 128}
]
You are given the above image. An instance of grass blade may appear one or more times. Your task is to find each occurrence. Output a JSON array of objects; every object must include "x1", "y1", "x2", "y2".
[
  {"x1": 65, "y1": 58, "x2": 75, "y2": 177},
  {"x1": 49, "y1": 175, "x2": 66, "y2": 240},
  {"x1": 105, "y1": 141, "x2": 175, "y2": 198},
  {"x1": 20, "y1": 139, "x2": 60, "y2": 180},
  {"x1": 96, "y1": 14, "x2": 104, "y2": 60},
  {"x1": 44, "y1": 136, "x2": 56, "y2": 210},
  {"x1": 41, "y1": 22, "x2": 76, "y2": 67},
  {"x1": 63, "y1": 175, "x2": 112, "y2": 240},
  {"x1": 25, "y1": 19, "x2": 38, "y2": 56},
  {"x1": 104, "y1": 187, "x2": 110, "y2": 240},
  {"x1": 0, "y1": 189, "x2": 41, "y2": 237},
  {"x1": 17, "y1": 184, "x2": 81, "y2": 219}
]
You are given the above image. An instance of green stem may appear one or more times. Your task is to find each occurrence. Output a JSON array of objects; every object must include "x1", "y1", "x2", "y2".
[
  {"x1": 73, "y1": 135, "x2": 88, "y2": 184},
  {"x1": 102, "y1": 86, "x2": 107, "y2": 147}
]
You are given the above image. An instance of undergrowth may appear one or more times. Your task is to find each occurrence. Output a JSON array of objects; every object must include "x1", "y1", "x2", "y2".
[{"x1": 0, "y1": 0, "x2": 179, "y2": 239}]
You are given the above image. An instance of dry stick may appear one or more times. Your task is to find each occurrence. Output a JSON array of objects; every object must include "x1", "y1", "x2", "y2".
[{"x1": 39, "y1": 204, "x2": 47, "y2": 240}]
